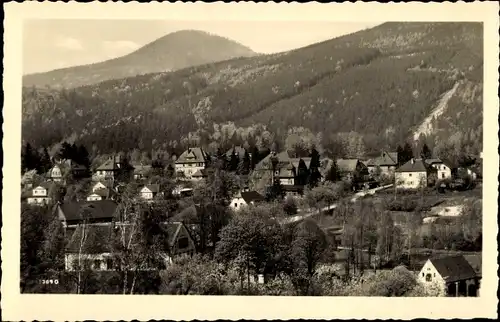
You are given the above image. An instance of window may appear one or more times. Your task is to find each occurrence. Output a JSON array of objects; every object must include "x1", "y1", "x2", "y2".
[
  {"x1": 106, "y1": 258, "x2": 113, "y2": 270},
  {"x1": 93, "y1": 259, "x2": 102, "y2": 270},
  {"x1": 234, "y1": 203, "x2": 238, "y2": 208},
  {"x1": 422, "y1": 273, "x2": 424, "y2": 277},
  {"x1": 409, "y1": 173, "x2": 412, "y2": 177},
  {"x1": 426, "y1": 274, "x2": 432, "y2": 282},
  {"x1": 178, "y1": 237, "x2": 189, "y2": 249},
  {"x1": 441, "y1": 173, "x2": 445, "y2": 179}
]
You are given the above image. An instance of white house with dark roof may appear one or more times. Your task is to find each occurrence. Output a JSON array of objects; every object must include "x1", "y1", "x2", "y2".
[
  {"x1": 26, "y1": 182, "x2": 52, "y2": 205},
  {"x1": 175, "y1": 147, "x2": 208, "y2": 179},
  {"x1": 139, "y1": 184, "x2": 161, "y2": 200},
  {"x1": 395, "y1": 158, "x2": 436, "y2": 189},
  {"x1": 425, "y1": 158, "x2": 455, "y2": 180},
  {"x1": 418, "y1": 255, "x2": 479, "y2": 297},
  {"x1": 230, "y1": 190, "x2": 265, "y2": 211},
  {"x1": 93, "y1": 155, "x2": 130, "y2": 181}
]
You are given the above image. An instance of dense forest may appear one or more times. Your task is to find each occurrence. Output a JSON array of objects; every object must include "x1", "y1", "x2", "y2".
[{"x1": 22, "y1": 22, "x2": 483, "y2": 161}]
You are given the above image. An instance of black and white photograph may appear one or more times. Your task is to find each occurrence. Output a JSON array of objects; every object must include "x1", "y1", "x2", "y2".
[{"x1": 2, "y1": 1, "x2": 499, "y2": 321}]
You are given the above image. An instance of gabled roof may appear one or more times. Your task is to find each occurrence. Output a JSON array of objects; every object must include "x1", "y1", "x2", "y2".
[
  {"x1": 396, "y1": 158, "x2": 432, "y2": 173},
  {"x1": 66, "y1": 224, "x2": 114, "y2": 254},
  {"x1": 336, "y1": 159, "x2": 360, "y2": 172},
  {"x1": 34, "y1": 182, "x2": 52, "y2": 190},
  {"x1": 176, "y1": 147, "x2": 207, "y2": 164},
  {"x1": 429, "y1": 255, "x2": 477, "y2": 283},
  {"x1": 290, "y1": 157, "x2": 312, "y2": 169},
  {"x1": 240, "y1": 191, "x2": 265, "y2": 204},
  {"x1": 59, "y1": 200, "x2": 118, "y2": 222},
  {"x1": 142, "y1": 184, "x2": 160, "y2": 193},
  {"x1": 192, "y1": 169, "x2": 208, "y2": 178},
  {"x1": 96, "y1": 158, "x2": 119, "y2": 171},
  {"x1": 367, "y1": 151, "x2": 398, "y2": 167}
]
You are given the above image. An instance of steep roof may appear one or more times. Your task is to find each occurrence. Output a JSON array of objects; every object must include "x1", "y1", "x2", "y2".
[
  {"x1": 175, "y1": 147, "x2": 207, "y2": 164},
  {"x1": 395, "y1": 158, "x2": 431, "y2": 173},
  {"x1": 59, "y1": 200, "x2": 118, "y2": 222},
  {"x1": 96, "y1": 158, "x2": 119, "y2": 171},
  {"x1": 336, "y1": 159, "x2": 360, "y2": 172},
  {"x1": 240, "y1": 191, "x2": 265, "y2": 204},
  {"x1": 367, "y1": 151, "x2": 398, "y2": 167},
  {"x1": 430, "y1": 255, "x2": 477, "y2": 283},
  {"x1": 192, "y1": 169, "x2": 208, "y2": 177},
  {"x1": 143, "y1": 184, "x2": 160, "y2": 193},
  {"x1": 290, "y1": 157, "x2": 312, "y2": 169}
]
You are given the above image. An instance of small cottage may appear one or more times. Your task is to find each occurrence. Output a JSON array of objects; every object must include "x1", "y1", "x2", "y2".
[
  {"x1": 425, "y1": 158, "x2": 455, "y2": 180},
  {"x1": 139, "y1": 184, "x2": 161, "y2": 200},
  {"x1": 230, "y1": 191, "x2": 265, "y2": 211},
  {"x1": 366, "y1": 151, "x2": 399, "y2": 175},
  {"x1": 418, "y1": 255, "x2": 479, "y2": 297},
  {"x1": 336, "y1": 159, "x2": 369, "y2": 182},
  {"x1": 26, "y1": 183, "x2": 52, "y2": 205}
]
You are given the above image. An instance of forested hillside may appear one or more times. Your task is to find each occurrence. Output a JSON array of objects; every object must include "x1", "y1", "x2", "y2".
[
  {"x1": 22, "y1": 30, "x2": 257, "y2": 89},
  {"x1": 22, "y1": 22, "x2": 483, "y2": 162}
]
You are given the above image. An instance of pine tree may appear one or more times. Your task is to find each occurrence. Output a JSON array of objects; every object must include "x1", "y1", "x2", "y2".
[
  {"x1": 326, "y1": 159, "x2": 340, "y2": 182},
  {"x1": 420, "y1": 143, "x2": 432, "y2": 160},
  {"x1": 38, "y1": 147, "x2": 52, "y2": 174},
  {"x1": 229, "y1": 150, "x2": 240, "y2": 172},
  {"x1": 308, "y1": 147, "x2": 322, "y2": 187},
  {"x1": 237, "y1": 151, "x2": 251, "y2": 175},
  {"x1": 402, "y1": 142, "x2": 414, "y2": 164},
  {"x1": 396, "y1": 145, "x2": 404, "y2": 166}
]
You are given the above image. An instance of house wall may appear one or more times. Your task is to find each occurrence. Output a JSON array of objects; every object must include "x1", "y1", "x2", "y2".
[
  {"x1": 280, "y1": 178, "x2": 294, "y2": 185},
  {"x1": 33, "y1": 187, "x2": 47, "y2": 196},
  {"x1": 27, "y1": 197, "x2": 51, "y2": 205},
  {"x1": 395, "y1": 171, "x2": 427, "y2": 189},
  {"x1": 230, "y1": 197, "x2": 248, "y2": 210},
  {"x1": 172, "y1": 225, "x2": 197, "y2": 256},
  {"x1": 65, "y1": 253, "x2": 173, "y2": 271},
  {"x1": 418, "y1": 260, "x2": 447, "y2": 295},
  {"x1": 432, "y1": 164, "x2": 452, "y2": 180},
  {"x1": 140, "y1": 188, "x2": 154, "y2": 200},
  {"x1": 175, "y1": 162, "x2": 205, "y2": 179},
  {"x1": 93, "y1": 170, "x2": 115, "y2": 181},
  {"x1": 87, "y1": 194, "x2": 103, "y2": 201}
]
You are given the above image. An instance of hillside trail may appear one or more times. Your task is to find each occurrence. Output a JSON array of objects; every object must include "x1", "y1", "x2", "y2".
[{"x1": 413, "y1": 81, "x2": 461, "y2": 141}]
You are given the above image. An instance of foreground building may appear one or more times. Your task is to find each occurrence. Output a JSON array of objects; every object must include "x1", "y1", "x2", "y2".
[
  {"x1": 395, "y1": 158, "x2": 435, "y2": 189},
  {"x1": 418, "y1": 255, "x2": 479, "y2": 297}
]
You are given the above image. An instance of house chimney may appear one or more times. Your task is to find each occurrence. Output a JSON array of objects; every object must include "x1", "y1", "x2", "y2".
[{"x1": 411, "y1": 158, "x2": 415, "y2": 164}]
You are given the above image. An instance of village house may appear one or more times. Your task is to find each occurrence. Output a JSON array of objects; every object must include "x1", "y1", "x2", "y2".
[
  {"x1": 139, "y1": 184, "x2": 163, "y2": 201},
  {"x1": 395, "y1": 158, "x2": 436, "y2": 189},
  {"x1": 48, "y1": 159, "x2": 88, "y2": 183},
  {"x1": 230, "y1": 190, "x2": 265, "y2": 211},
  {"x1": 418, "y1": 255, "x2": 479, "y2": 297},
  {"x1": 63, "y1": 221, "x2": 196, "y2": 272},
  {"x1": 425, "y1": 158, "x2": 455, "y2": 180},
  {"x1": 87, "y1": 187, "x2": 116, "y2": 201},
  {"x1": 174, "y1": 147, "x2": 208, "y2": 179},
  {"x1": 93, "y1": 155, "x2": 130, "y2": 182},
  {"x1": 278, "y1": 163, "x2": 296, "y2": 185},
  {"x1": 25, "y1": 182, "x2": 52, "y2": 205},
  {"x1": 336, "y1": 159, "x2": 369, "y2": 182},
  {"x1": 225, "y1": 145, "x2": 248, "y2": 159},
  {"x1": 366, "y1": 151, "x2": 399, "y2": 175}
]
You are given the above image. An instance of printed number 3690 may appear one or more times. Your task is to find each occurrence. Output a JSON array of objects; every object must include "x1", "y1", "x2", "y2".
[{"x1": 40, "y1": 279, "x2": 59, "y2": 285}]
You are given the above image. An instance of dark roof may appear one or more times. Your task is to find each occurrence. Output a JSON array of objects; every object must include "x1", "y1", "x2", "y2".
[
  {"x1": 395, "y1": 158, "x2": 432, "y2": 173},
  {"x1": 430, "y1": 255, "x2": 477, "y2": 283},
  {"x1": 65, "y1": 221, "x2": 189, "y2": 254},
  {"x1": 463, "y1": 254, "x2": 482, "y2": 276},
  {"x1": 96, "y1": 158, "x2": 119, "y2": 171},
  {"x1": 176, "y1": 147, "x2": 207, "y2": 164},
  {"x1": 59, "y1": 200, "x2": 118, "y2": 222},
  {"x1": 282, "y1": 185, "x2": 304, "y2": 192},
  {"x1": 367, "y1": 151, "x2": 398, "y2": 167},
  {"x1": 143, "y1": 184, "x2": 160, "y2": 193},
  {"x1": 240, "y1": 191, "x2": 265, "y2": 204},
  {"x1": 192, "y1": 169, "x2": 208, "y2": 177}
]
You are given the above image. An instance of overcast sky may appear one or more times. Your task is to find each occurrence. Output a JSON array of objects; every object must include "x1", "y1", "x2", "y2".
[{"x1": 23, "y1": 20, "x2": 381, "y2": 75}]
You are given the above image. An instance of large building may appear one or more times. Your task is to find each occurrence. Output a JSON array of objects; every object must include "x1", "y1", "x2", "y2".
[
  {"x1": 395, "y1": 158, "x2": 436, "y2": 189},
  {"x1": 174, "y1": 147, "x2": 208, "y2": 179}
]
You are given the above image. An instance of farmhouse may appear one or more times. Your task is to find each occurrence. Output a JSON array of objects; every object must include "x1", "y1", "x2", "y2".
[
  {"x1": 395, "y1": 158, "x2": 435, "y2": 189},
  {"x1": 366, "y1": 151, "x2": 399, "y2": 175},
  {"x1": 175, "y1": 147, "x2": 208, "y2": 179},
  {"x1": 93, "y1": 155, "x2": 130, "y2": 181},
  {"x1": 230, "y1": 190, "x2": 265, "y2": 211},
  {"x1": 425, "y1": 158, "x2": 455, "y2": 180},
  {"x1": 418, "y1": 255, "x2": 479, "y2": 297},
  {"x1": 336, "y1": 159, "x2": 369, "y2": 182},
  {"x1": 139, "y1": 184, "x2": 162, "y2": 200},
  {"x1": 87, "y1": 187, "x2": 116, "y2": 201}
]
